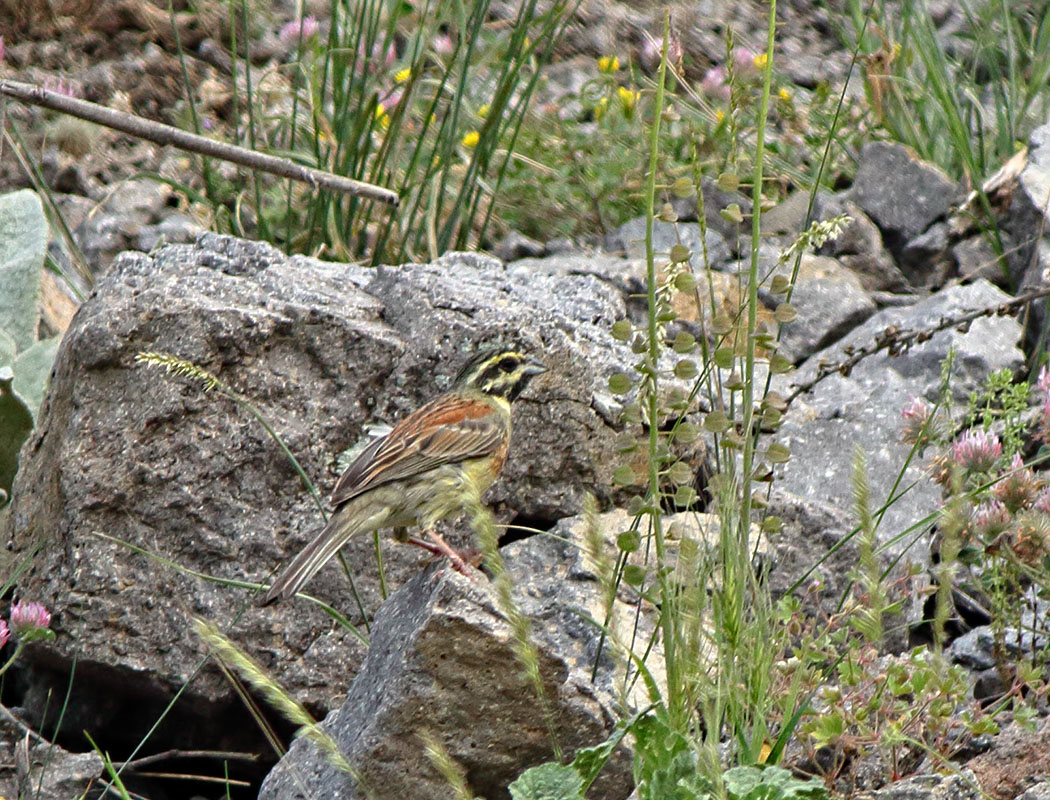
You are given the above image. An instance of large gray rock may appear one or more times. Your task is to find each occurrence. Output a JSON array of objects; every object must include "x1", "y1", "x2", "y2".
[
  {"x1": 1000, "y1": 122, "x2": 1050, "y2": 346},
  {"x1": 849, "y1": 142, "x2": 960, "y2": 259},
  {"x1": 4, "y1": 234, "x2": 639, "y2": 725},
  {"x1": 815, "y1": 194, "x2": 909, "y2": 292},
  {"x1": 260, "y1": 524, "x2": 634, "y2": 800},
  {"x1": 778, "y1": 280, "x2": 1023, "y2": 563}
]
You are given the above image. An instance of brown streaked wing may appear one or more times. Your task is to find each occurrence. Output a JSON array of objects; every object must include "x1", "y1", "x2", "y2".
[{"x1": 330, "y1": 395, "x2": 506, "y2": 507}]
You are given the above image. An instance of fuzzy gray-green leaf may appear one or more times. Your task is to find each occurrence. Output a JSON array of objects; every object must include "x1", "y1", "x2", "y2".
[
  {"x1": 0, "y1": 368, "x2": 33, "y2": 505},
  {"x1": 0, "y1": 190, "x2": 47, "y2": 352},
  {"x1": 12, "y1": 336, "x2": 61, "y2": 420}
]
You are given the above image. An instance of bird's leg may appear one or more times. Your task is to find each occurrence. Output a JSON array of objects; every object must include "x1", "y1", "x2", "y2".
[{"x1": 406, "y1": 531, "x2": 479, "y2": 578}]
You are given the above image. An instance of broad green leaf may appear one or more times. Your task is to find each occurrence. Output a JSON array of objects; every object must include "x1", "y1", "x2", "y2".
[
  {"x1": 0, "y1": 328, "x2": 16, "y2": 367},
  {"x1": 509, "y1": 762, "x2": 584, "y2": 800}
]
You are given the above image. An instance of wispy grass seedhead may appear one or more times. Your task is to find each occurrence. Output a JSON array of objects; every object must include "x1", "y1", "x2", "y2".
[
  {"x1": 193, "y1": 618, "x2": 360, "y2": 780},
  {"x1": 135, "y1": 351, "x2": 223, "y2": 393}
]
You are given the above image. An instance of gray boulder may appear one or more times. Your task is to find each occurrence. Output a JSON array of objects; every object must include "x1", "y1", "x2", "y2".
[
  {"x1": 259, "y1": 518, "x2": 635, "y2": 800},
  {"x1": 849, "y1": 142, "x2": 960, "y2": 264},
  {"x1": 4, "y1": 234, "x2": 639, "y2": 725},
  {"x1": 778, "y1": 280, "x2": 1023, "y2": 564}
]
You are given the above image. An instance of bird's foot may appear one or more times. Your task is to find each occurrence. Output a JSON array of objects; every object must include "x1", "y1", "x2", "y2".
[{"x1": 407, "y1": 531, "x2": 480, "y2": 580}]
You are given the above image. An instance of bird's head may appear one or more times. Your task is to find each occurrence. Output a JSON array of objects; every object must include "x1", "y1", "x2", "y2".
[{"x1": 454, "y1": 347, "x2": 547, "y2": 401}]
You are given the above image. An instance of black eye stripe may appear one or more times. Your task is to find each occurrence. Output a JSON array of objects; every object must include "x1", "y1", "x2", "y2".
[{"x1": 479, "y1": 364, "x2": 505, "y2": 387}]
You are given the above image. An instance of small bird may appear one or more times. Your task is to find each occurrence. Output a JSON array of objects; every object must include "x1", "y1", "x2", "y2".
[{"x1": 262, "y1": 347, "x2": 546, "y2": 605}]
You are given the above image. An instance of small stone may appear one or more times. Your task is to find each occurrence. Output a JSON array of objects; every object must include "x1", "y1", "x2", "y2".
[
  {"x1": 900, "y1": 222, "x2": 952, "y2": 287},
  {"x1": 606, "y1": 217, "x2": 731, "y2": 270},
  {"x1": 494, "y1": 230, "x2": 546, "y2": 262},
  {"x1": 953, "y1": 235, "x2": 1008, "y2": 287}
]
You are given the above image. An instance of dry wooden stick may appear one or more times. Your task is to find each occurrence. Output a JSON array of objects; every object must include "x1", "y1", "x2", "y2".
[
  {"x1": 0, "y1": 79, "x2": 399, "y2": 207},
  {"x1": 786, "y1": 282, "x2": 1050, "y2": 405}
]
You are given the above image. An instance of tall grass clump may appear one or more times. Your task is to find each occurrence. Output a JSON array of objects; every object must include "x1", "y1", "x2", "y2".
[
  {"x1": 185, "y1": 0, "x2": 573, "y2": 263},
  {"x1": 514, "y1": 10, "x2": 832, "y2": 797},
  {"x1": 845, "y1": 0, "x2": 1050, "y2": 183}
]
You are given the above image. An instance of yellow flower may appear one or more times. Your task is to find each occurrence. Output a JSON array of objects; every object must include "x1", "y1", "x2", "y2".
[
  {"x1": 461, "y1": 130, "x2": 480, "y2": 147},
  {"x1": 594, "y1": 96, "x2": 609, "y2": 120},
  {"x1": 618, "y1": 86, "x2": 639, "y2": 115},
  {"x1": 753, "y1": 52, "x2": 768, "y2": 69},
  {"x1": 375, "y1": 106, "x2": 388, "y2": 122},
  {"x1": 478, "y1": 103, "x2": 490, "y2": 119},
  {"x1": 598, "y1": 55, "x2": 620, "y2": 74},
  {"x1": 395, "y1": 67, "x2": 411, "y2": 83},
  {"x1": 715, "y1": 109, "x2": 725, "y2": 123},
  {"x1": 778, "y1": 88, "x2": 792, "y2": 101}
]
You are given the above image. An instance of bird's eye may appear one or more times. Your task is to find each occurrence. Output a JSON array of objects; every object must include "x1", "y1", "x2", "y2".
[{"x1": 498, "y1": 356, "x2": 518, "y2": 372}]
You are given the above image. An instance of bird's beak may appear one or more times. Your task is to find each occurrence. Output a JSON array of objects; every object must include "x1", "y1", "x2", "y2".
[{"x1": 523, "y1": 357, "x2": 547, "y2": 377}]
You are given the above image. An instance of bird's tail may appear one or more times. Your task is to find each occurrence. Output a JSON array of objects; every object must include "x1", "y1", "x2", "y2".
[{"x1": 260, "y1": 511, "x2": 368, "y2": 606}]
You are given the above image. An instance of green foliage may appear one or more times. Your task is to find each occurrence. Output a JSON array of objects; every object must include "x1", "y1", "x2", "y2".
[
  {"x1": 845, "y1": 0, "x2": 1050, "y2": 185},
  {"x1": 965, "y1": 368, "x2": 1031, "y2": 456},
  {"x1": 848, "y1": 447, "x2": 887, "y2": 645},
  {"x1": 0, "y1": 189, "x2": 46, "y2": 352},
  {"x1": 793, "y1": 644, "x2": 979, "y2": 786},
  {"x1": 509, "y1": 763, "x2": 584, "y2": 800},
  {"x1": 0, "y1": 189, "x2": 62, "y2": 505},
  {"x1": 723, "y1": 765, "x2": 827, "y2": 799},
  {"x1": 631, "y1": 715, "x2": 713, "y2": 800},
  {"x1": 0, "y1": 369, "x2": 33, "y2": 504},
  {"x1": 182, "y1": 0, "x2": 572, "y2": 263},
  {"x1": 11, "y1": 336, "x2": 62, "y2": 419}
]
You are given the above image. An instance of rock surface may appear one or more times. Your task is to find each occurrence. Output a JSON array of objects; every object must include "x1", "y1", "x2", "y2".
[
  {"x1": 0, "y1": 708, "x2": 103, "y2": 800},
  {"x1": 849, "y1": 142, "x2": 960, "y2": 261},
  {"x1": 260, "y1": 523, "x2": 634, "y2": 800},
  {"x1": 778, "y1": 280, "x2": 1023, "y2": 563},
  {"x1": 4, "y1": 234, "x2": 640, "y2": 724}
]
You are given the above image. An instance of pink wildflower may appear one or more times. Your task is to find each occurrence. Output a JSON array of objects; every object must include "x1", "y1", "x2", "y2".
[
  {"x1": 378, "y1": 89, "x2": 402, "y2": 114},
  {"x1": 279, "y1": 15, "x2": 319, "y2": 47},
  {"x1": 993, "y1": 453, "x2": 1043, "y2": 513},
  {"x1": 900, "y1": 396, "x2": 933, "y2": 445},
  {"x1": 10, "y1": 601, "x2": 51, "y2": 635},
  {"x1": 951, "y1": 429, "x2": 1002, "y2": 473},
  {"x1": 356, "y1": 40, "x2": 397, "y2": 75},
  {"x1": 0, "y1": 620, "x2": 8, "y2": 649},
  {"x1": 732, "y1": 47, "x2": 759, "y2": 75},
  {"x1": 969, "y1": 500, "x2": 1010, "y2": 540},
  {"x1": 700, "y1": 65, "x2": 730, "y2": 101},
  {"x1": 432, "y1": 33, "x2": 455, "y2": 56},
  {"x1": 42, "y1": 77, "x2": 80, "y2": 98}
]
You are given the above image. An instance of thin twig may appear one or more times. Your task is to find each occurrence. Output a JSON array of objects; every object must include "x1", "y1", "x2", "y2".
[
  {"x1": 786, "y1": 283, "x2": 1050, "y2": 405},
  {"x1": 0, "y1": 79, "x2": 399, "y2": 207},
  {"x1": 115, "y1": 749, "x2": 259, "y2": 769},
  {"x1": 0, "y1": 704, "x2": 48, "y2": 746},
  {"x1": 122, "y1": 771, "x2": 251, "y2": 786}
]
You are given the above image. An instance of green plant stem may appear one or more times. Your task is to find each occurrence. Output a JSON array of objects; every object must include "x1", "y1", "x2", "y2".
[
  {"x1": 643, "y1": 15, "x2": 681, "y2": 730},
  {"x1": 741, "y1": 0, "x2": 776, "y2": 541},
  {"x1": 0, "y1": 643, "x2": 25, "y2": 677}
]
